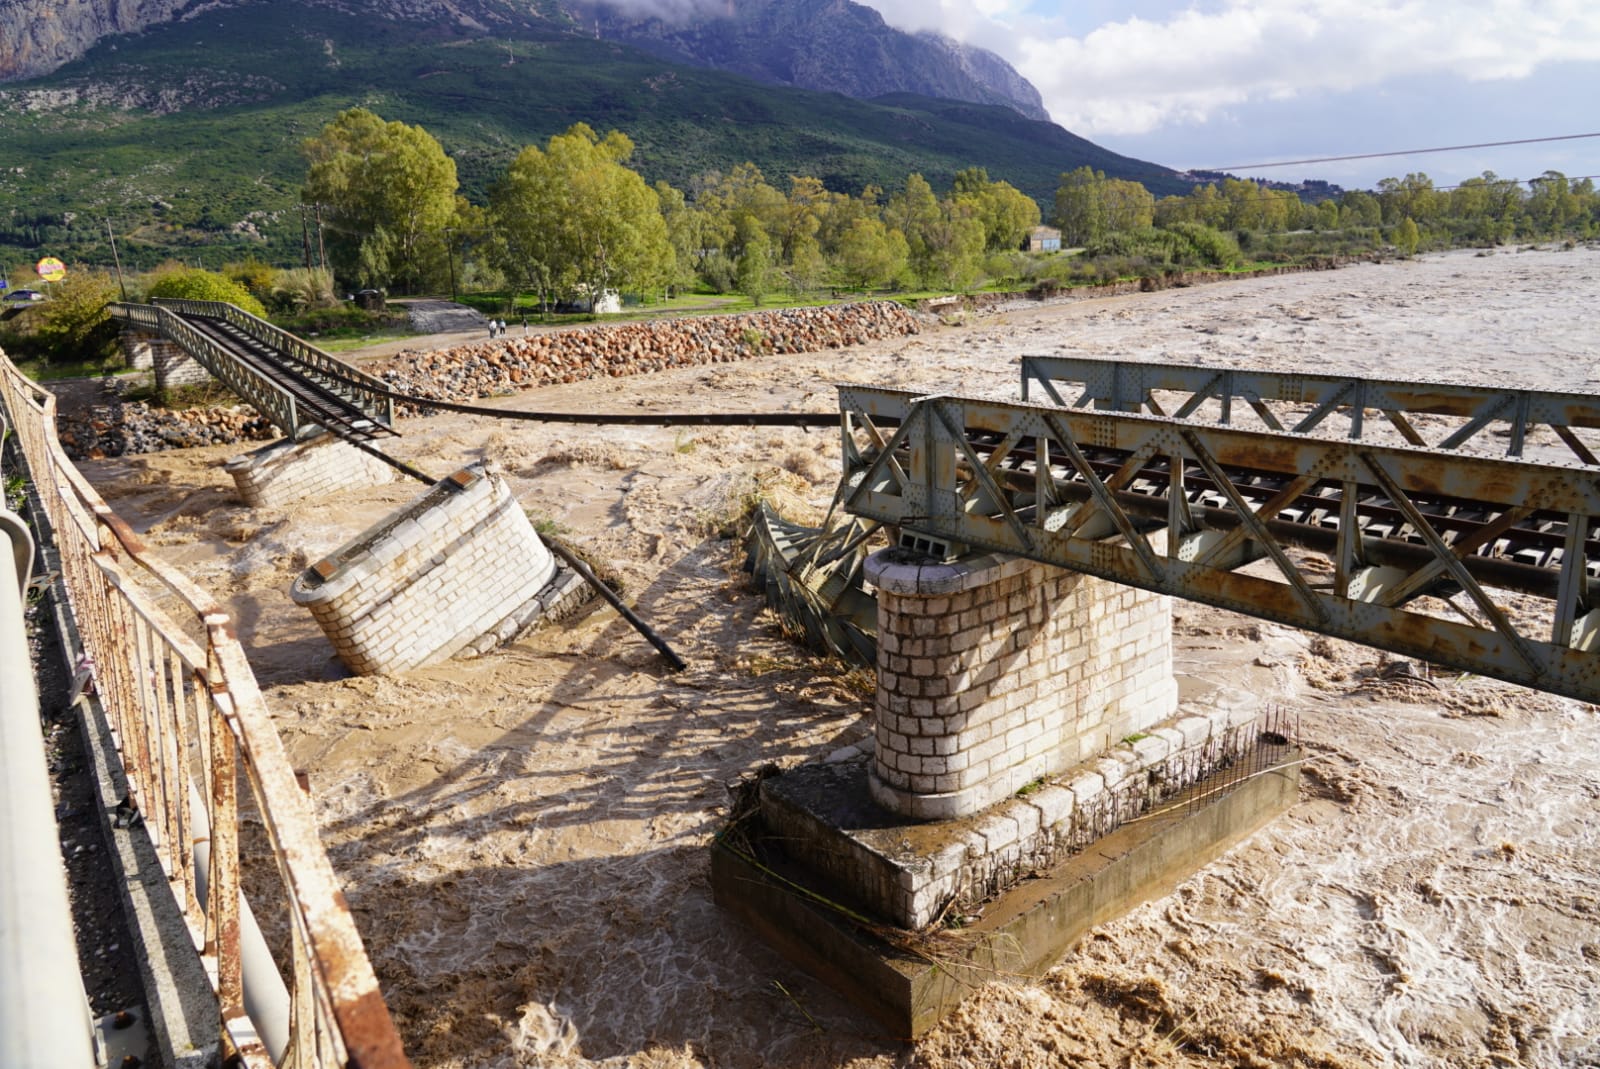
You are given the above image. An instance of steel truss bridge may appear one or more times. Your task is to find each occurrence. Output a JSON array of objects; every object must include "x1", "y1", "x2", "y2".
[
  {"x1": 109, "y1": 299, "x2": 397, "y2": 441},
  {"x1": 835, "y1": 367, "x2": 1600, "y2": 706},
  {"x1": 101, "y1": 299, "x2": 1600, "y2": 704}
]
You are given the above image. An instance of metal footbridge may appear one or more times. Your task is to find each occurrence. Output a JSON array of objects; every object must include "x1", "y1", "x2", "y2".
[{"x1": 109, "y1": 299, "x2": 397, "y2": 441}]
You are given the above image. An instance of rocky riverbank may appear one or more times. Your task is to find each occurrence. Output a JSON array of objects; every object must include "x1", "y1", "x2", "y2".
[
  {"x1": 372, "y1": 300, "x2": 920, "y2": 405},
  {"x1": 57, "y1": 401, "x2": 275, "y2": 460}
]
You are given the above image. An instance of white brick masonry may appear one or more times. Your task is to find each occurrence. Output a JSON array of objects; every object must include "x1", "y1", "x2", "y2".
[
  {"x1": 290, "y1": 463, "x2": 557, "y2": 674},
  {"x1": 121, "y1": 331, "x2": 212, "y2": 392},
  {"x1": 224, "y1": 433, "x2": 395, "y2": 508},
  {"x1": 864, "y1": 550, "x2": 1178, "y2": 820},
  {"x1": 886, "y1": 701, "x2": 1266, "y2": 928}
]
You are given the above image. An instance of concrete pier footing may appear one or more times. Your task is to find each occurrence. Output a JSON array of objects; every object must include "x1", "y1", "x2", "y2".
[
  {"x1": 714, "y1": 547, "x2": 1296, "y2": 1037},
  {"x1": 712, "y1": 742, "x2": 1301, "y2": 1039}
]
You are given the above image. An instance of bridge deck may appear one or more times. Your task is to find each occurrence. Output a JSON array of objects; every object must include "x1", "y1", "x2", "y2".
[
  {"x1": 110, "y1": 299, "x2": 396, "y2": 442},
  {"x1": 178, "y1": 313, "x2": 395, "y2": 441}
]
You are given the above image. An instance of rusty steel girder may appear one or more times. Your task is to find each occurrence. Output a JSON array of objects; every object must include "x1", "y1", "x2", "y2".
[
  {"x1": 1021, "y1": 356, "x2": 1600, "y2": 464},
  {"x1": 837, "y1": 385, "x2": 1600, "y2": 706}
]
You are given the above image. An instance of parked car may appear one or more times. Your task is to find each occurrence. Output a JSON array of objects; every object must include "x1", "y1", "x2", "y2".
[{"x1": 2, "y1": 289, "x2": 45, "y2": 303}]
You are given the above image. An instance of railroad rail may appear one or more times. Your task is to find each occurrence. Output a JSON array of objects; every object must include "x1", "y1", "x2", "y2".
[
  {"x1": 1021, "y1": 355, "x2": 1600, "y2": 464},
  {"x1": 103, "y1": 299, "x2": 1600, "y2": 700},
  {"x1": 836, "y1": 385, "x2": 1600, "y2": 705},
  {"x1": 108, "y1": 299, "x2": 838, "y2": 432},
  {"x1": 0, "y1": 351, "x2": 410, "y2": 1068}
]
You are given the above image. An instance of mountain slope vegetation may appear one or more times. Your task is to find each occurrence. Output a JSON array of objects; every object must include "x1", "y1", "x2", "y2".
[{"x1": 0, "y1": 1, "x2": 1178, "y2": 270}]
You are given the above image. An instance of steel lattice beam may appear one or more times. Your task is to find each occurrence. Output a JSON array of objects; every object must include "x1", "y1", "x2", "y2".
[
  {"x1": 838, "y1": 385, "x2": 1600, "y2": 706},
  {"x1": 1021, "y1": 356, "x2": 1600, "y2": 464}
]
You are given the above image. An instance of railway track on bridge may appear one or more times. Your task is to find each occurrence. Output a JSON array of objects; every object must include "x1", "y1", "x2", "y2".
[{"x1": 109, "y1": 298, "x2": 1600, "y2": 703}]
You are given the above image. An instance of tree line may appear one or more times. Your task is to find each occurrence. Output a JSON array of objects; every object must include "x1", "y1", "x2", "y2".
[
  {"x1": 301, "y1": 108, "x2": 1044, "y2": 304},
  {"x1": 1057, "y1": 166, "x2": 1599, "y2": 250}
]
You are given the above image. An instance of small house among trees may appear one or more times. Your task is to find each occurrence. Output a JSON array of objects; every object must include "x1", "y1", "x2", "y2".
[{"x1": 1024, "y1": 225, "x2": 1062, "y2": 252}]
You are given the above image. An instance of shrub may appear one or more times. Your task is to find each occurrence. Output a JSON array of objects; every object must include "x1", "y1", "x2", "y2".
[
  {"x1": 223, "y1": 258, "x2": 277, "y2": 301},
  {"x1": 1163, "y1": 222, "x2": 1242, "y2": 268},
  {"x1": 144, "y1": 268, "x2": 267, "y2": 317},
  {"x1": 268, "y1": 267, "x2": 337, "y2": 312},
  {"x1": 32, "y1": 271, "x2": 123, "y2": 363}
]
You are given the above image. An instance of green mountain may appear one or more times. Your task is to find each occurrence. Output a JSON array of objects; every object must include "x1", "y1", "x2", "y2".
[{"x1": 0, "y1": 1, "x2": 1181, "y2": 272}]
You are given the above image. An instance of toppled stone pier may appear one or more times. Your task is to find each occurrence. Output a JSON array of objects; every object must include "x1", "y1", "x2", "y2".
[
  {"x1": 290, "y1": 462, "x2": 583, "y2": 674},
  {"x1": 225, "y1": 432, "x2": 396, "y2": 509}
]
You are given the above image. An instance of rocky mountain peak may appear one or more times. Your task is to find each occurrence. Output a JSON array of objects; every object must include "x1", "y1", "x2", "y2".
[{"x1": 560, "y1": 0, "x2": 1051, "y2": 121}]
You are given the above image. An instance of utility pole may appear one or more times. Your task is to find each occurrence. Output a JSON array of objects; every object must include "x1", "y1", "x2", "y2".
[
  {"x1": 314, "y1": 204, "x2": 328, "y2": 272},
  {"x1": 105, "y1": 218, "x2": 128, "y2": 301},
  {"x1": 443, "y1": 227, "x2": 458, "y2": 301},
  {"x1": 300, "y1": 204, "x2": 313, "y2": 269}
]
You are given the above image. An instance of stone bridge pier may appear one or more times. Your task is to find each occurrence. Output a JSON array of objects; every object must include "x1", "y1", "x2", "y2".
[
  {"x1": 120, "y1": 326, "x2": 212, "y2": 396},
  {"x1": 865, "y1": 549, "x2": 1177, "y2": 821},
  {"x1": 714, "y1": 544, "x2": 1300, "y2": 1037}
]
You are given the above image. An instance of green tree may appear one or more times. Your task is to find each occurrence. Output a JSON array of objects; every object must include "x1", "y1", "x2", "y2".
[
  {"x1": 1394, "y1": 216, "x2": 1421, "y2": 257},
  {"x1": 1376, "y1": 173, "x2": 1439, "y2": 226},
  {"x1": 1526, "y1": 171, "x2": 1578, "y2": 235},
  {"x1": 1053, "y1": 166, "x2": 1107, "y2": 246},
  {"x1": 785, "y1": 232, "x2": 827, "y2": 297},
  {"x1": 736, "y1": 223, "x2": 773, "y2": 305},
  {"x1": 301, "y1": 108, "x2": 458, "y2": 293},
  {"x1": 693, "y1": 163, "x2": 786, "y2": 273},
  {"x1": 490, "y1": 124, "x2": 674, "y2": 312},
  {"x1": 653, "y1": 181, "x2": 701, "y2": 295},
  {"x1": 33, "y1": 270, "x2": 121, "y2": 363},
  {"x1": 1339, "y1": 190, "x2": 1383, "y2": 228},
  {"x1": 835, "y1": 218, "x2": 907, "y2": 291},
  {"x1": 952, "y1": 167, "x2": 1041, "y2": 252},
  {"x1": 888, "y1": 174, "x2": 943, "y2": 287},
  {"x1": 1103, "y1": 178, "x2": 1155, "y2": 233}
]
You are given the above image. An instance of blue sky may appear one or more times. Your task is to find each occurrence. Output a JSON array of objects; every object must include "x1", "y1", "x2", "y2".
[{"x1": 857, "y1": 0, "x2": 1600, "y2": 192}]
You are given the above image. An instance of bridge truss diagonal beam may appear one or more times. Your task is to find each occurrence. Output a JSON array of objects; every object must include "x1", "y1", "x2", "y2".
[
  {"x1": 837, "y1": 385, "x2": 1600, "y2": 706},
  {"x1": 1020, "y1": 356, "x2": 1600, "y2": 466}
]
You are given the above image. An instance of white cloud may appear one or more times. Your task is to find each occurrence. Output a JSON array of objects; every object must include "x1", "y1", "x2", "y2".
[{"x1": 858, "y1": 0, "x2": 1600, "y2": 137}]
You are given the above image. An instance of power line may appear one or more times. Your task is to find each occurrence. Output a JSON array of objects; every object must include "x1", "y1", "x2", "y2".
[{"x1": 1199, "y1": 133, "x2": 1600, "y2": 173}]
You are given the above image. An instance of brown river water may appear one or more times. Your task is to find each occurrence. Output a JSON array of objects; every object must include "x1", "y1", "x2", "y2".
[{"x1": 82, "y1": 246, "x2": 1600, "y2": 1067}]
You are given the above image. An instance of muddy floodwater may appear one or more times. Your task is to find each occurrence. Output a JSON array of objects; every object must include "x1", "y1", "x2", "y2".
[{"x1": 83, "y1": 247, "x2": 1600, "y2": 1067}]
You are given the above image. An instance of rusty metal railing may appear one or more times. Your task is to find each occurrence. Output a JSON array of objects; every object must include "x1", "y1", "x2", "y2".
[
  {"x1": 152, "y1": 299, "x2": 396, "y2": 430},
  {"x1": 0, "y1": 350, "x2": 410, "y2": 1069}
]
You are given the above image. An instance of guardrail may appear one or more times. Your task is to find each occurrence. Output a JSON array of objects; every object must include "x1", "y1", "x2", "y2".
[
  {"x1": 109, "y1": 302, "x2": 303, "y2": 436},
  {"x1": 149, "y1": 300, "x2": 396, "y2": 429},
  {"x1": 0, "y1": 468, "x2": 99, "y2": 1068},
  {"x1": 0, "y1": 349, "x2": 410, "y2": 1068}
]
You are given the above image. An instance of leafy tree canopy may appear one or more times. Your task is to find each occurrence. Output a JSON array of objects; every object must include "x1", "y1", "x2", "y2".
[
  {"x1": 490, "y1": 124, "x2": 674, "y2": 310},
  {"x1": 302, "y1": 108, "x2": 458, "y2": 293}
]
